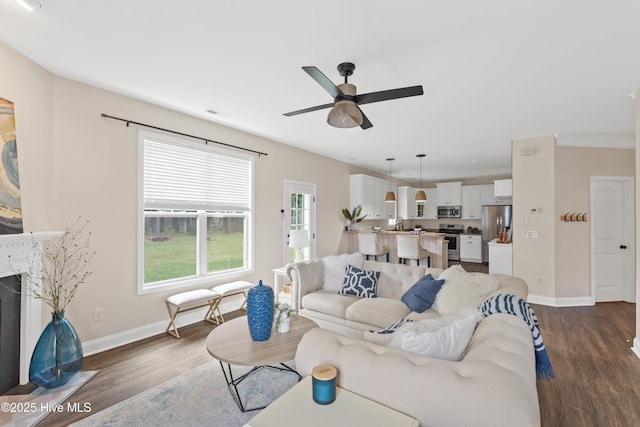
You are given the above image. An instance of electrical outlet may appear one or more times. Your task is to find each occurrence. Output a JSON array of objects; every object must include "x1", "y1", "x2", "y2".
[
  {"x1": 536, "y1": 276, "x2": 543, "y2": 285},
  {"x1": 93, "y1": 308, "x2": 104, "y2": 321}
]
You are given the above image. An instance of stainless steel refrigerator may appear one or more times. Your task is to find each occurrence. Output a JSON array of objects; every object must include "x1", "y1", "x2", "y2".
[{"x1": 482, "y1": 205, "x2": 512, "y2": 263}]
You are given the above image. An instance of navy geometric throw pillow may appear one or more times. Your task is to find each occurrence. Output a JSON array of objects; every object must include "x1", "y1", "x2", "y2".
[{"x1": 339, "y1": 264, "x2": 380, "y2": 298}]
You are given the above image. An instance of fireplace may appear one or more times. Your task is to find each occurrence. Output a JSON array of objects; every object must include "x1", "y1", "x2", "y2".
[{"x1": 0, "y1": 232, "x2": 62, "y2": 385}]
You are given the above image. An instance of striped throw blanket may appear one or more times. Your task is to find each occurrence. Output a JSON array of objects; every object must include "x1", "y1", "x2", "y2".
[{"x1": 481, "y1": 293, "x2": 555, "y2": 380}]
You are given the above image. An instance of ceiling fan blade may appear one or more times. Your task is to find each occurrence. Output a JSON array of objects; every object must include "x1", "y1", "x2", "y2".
[
  {"x1": 358, "y1": 107, "x2": 373, "y2": 130},
  {"x1": 283, "y1": 103, "x2": 334, "y2": 117},
  {"x1": 356, "y1": 85, "x2": 424, "y2": 105},
  {"x1": 302, "y1": 66, "x2": 344, "y2": 98}
]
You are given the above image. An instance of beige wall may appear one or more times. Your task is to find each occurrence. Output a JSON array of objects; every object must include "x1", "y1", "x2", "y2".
[
  {"x1": 513, "y1": 137, "x2": 635, "y2": 303},
  {"x1": 555, "y1": 147, "x2": 634, "y2": 298},
  {"x1": 1, "y1": 41, "x2": 372, "y2": 344},
  {"x1": 636, "y1": 89, "x2": 640, "y2": 342},
  {"x1": 512, "y1": 136, "x2": 556, "y2": 298}
]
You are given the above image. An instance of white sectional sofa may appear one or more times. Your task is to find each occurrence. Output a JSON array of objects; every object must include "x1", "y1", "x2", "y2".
[{"x1": 287, "y1": 253, "x2": 540, "y2": 427}]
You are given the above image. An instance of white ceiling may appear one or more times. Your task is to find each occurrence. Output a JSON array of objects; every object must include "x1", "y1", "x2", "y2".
[{"x1": 0, "y1": 0, "x2": 638, "y2": 184}]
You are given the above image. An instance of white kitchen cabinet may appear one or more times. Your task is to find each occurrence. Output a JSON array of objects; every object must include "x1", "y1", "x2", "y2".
[
  {"x1": 350, "y1": 174, "x2": 396, "y2": 220},
  {"x1": 397, "y1": 186, "x2": 418, "y2": 219},
  {"x1": 494, "y1": 179, "x2": 513, "y2": 198},
  {"x1": 425, "y1": 188, "x2": 438, "y2": 219},
  {"x1": 488, "y1": 239, "x2": 512, "y2": 275},
  {"x1": 436, "y1": 181, "x2": 462, "y2": 206},
  {"x1": 460, "y1": 234, "x2": 482, "y2": 263},
  {"x1": 481, "y1": 184, "x2": 512, "y2": 205},
  {"x1": 461, "y1": 185, "x2": 482, "y2": 220}
]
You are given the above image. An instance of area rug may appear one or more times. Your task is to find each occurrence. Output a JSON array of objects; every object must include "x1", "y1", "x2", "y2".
[{"x1": 70, "y1": 362, "x2": 299, "y2": 427}]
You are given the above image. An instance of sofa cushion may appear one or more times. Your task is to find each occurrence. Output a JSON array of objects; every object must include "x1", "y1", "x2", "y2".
[
  {"x1": 362, "y1": 260, "x2": 426, "y2": 299},
  {"x1": 302, "y1": 290, "x2": 360, "y2": 319},
  {"x1": 401, "y1": 274, "x2": 446, "y2": 313},
  {"x1": 434, "y1": 265, "x2": 499, "y2": 314},
  {"x1": 389, "y1": 308, "x2": 479, "y2": 361},
  {"x1": 321, "y1": 253, "x2": 364, "y2": 291},
  {"x1": 346, "y1": 297, "x2": 411, "y2": 329},
  {"x1": 339, "y1": 265, "x2": 380, "y2": 298}
]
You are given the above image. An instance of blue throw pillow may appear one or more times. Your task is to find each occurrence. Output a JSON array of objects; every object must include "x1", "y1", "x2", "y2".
[
  {"x1": 401, "y1": 274, "x2": 446, "y2": 313},
  {"x1": 339, "y1": 264, "x2": 380, "y2": 298}
]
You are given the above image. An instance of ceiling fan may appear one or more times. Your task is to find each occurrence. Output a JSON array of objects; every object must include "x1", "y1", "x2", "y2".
[{"x1": 283, "y1": 62, "x2": 424, "y2": 130}]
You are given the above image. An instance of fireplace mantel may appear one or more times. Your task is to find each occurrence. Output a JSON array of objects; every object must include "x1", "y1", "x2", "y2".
[{"x1": 0, "y1": 232, "x2": 62, "y2": 384}]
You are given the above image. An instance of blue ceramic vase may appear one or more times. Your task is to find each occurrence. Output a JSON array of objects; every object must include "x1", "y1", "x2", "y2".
[
  {"x1": 29, "y1": 311, "x2": 83, "y2": 389},
  {"x1": 246, "y1": 280, "x2": 274, "y2": 342}
]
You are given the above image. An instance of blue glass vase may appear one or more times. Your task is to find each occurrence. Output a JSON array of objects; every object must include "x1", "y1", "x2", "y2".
[
  {"x1": 30, "y1": 311, "x2": 83, "y2": 389},
  {"x1": 246, "y1": 280, "x2": 274, "y2": 342}
]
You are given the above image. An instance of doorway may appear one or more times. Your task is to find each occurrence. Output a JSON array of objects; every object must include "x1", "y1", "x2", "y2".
[
  {"x1": 284, "y1": 181, "x2": 316, "y2": 264},
  {"x1": 590, "y1": 176, "x2": 635, "y2": 303}
]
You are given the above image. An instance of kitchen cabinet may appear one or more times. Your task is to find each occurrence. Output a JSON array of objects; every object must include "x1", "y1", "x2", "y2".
[
  {"x1": 436, "y1": 181, "x2": 462, "y2": 206},
  {"x1": 425, "y1": 188, "x2": 438, "y2": 219},
  {"x1": 350, "y1": 174, "x2": 396, "y2": 220},
  {"x1": 397, "y1": 186, "x2": 418, "y2": 219},
  {"x1": 488, "y1": 239, "x2": 512, "y2": 275},
  {"x1": 461, "y1": 185, "x2": 482, "y2": 219},
  {"x1": 494, "y1": 179, "x2": 513, "y2": 198},
  {"x1": 481, "y1": 184, "x2": 512, "y2": 205},
  {"x1": 460, "y1": 234, "x2": 482, "y2": 263}
]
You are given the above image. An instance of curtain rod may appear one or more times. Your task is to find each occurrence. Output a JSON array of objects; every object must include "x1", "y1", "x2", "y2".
[{"x1": 100, "y1": 113, "x2": 268, "y2": 157}]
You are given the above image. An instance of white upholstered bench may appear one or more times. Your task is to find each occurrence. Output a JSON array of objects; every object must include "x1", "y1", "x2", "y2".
[{"x1": 165, "y1": 280, "x2": 254, "y2": 339}]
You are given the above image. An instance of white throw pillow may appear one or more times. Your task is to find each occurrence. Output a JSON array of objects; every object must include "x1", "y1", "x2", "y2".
[
  {"x1": 434, "y1": 265, "x2": 499, "y2": 314},
  {"x1": 321, "y1": 253, "x2": 364, "y2": 291},
  {"x1": 389, "y1": 309, "x2": 479, "y2": 361}
]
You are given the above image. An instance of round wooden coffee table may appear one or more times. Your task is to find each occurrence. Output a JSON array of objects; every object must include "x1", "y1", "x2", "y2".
[{"x1": 206, "y1": 315, "x2": 317, "y2": 412}]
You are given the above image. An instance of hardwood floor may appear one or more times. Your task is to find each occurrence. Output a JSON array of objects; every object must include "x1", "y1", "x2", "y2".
[
  {"x1": 27, "y1": 300, "x2": 640, "y2": 426},
  {"x1": 533, "y1": 302, "x2": 640, "y2": 426}
]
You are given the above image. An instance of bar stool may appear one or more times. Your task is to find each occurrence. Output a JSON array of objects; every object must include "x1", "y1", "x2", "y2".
[
  {"x1": 396, "y1": 235, "x2": 431, "y2": 267},
  {"x1": 358, "y1": 233, "x2": 390, "y2": 262}
]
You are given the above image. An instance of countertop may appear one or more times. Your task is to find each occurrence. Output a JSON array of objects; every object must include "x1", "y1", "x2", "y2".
[{"x1": 488, "y1": 238, "x2": 512, "y2": 246}]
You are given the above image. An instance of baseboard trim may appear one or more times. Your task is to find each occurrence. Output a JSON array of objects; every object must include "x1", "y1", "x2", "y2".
[
  {"x1": 527, "y1": 294, "x2": 595, "y2": 307},
  {"x1": 632, "y1": 338, "x2": 640, "y2": 360},
  {"x1": 81, "y1": 298, "x2": 243, "y2": 357}
]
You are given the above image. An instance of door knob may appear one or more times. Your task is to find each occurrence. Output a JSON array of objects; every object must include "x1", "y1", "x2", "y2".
[{"x1": 620, "y1": 245, "x2": 628, "y2": 249}]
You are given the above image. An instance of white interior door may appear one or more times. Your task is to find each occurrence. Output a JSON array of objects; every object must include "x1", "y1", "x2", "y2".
[
  {"x1": 284, "y1": 181, "x2": 316, "y2": 264},
  {"x1": 591, "y1": 177, "x2": 635, "y2": 302}
]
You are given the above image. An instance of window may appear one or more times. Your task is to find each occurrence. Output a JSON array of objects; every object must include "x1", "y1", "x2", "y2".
[{"x1": 138, "y1": 131, "x2": 253, "y2": 293}]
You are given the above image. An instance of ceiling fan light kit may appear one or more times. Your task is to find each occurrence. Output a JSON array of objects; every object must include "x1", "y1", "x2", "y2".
[
  {"x1": 327, "y1": 100, "x2": 363, "y2": 128},
  {"x1": 284, "y1": 62, "x2": 423, "y2": 130}
]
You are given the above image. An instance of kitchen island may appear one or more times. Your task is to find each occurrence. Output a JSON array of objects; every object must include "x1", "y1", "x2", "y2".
[
  {"x1": 345, "y1": 231, "x2": 449, "y2": 269},
  {"x1": 488, "y1": 238, "x2": 512, "y2": 275}
]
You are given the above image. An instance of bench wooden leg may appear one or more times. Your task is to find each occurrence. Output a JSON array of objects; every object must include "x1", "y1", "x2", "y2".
[
  {"x1": 239, "y1": 291, "x2": 248, "y2": 311},
  {"x1": 205, "y1": 296, "x2": 223, "y2": 325},
  {"x1": 165, "y1": 301, "x2": 182, "y2": 339}
]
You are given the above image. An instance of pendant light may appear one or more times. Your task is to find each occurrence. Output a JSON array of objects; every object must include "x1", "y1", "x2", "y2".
[
  {"x1": 385, "y1": 158, "x2": 396, "y2": 202},
  {"x1": 415, "y1": 154, "x2": 427, "y2": 203}
]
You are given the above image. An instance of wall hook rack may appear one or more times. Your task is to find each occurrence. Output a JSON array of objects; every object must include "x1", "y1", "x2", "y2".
[{"x1": 560, "y1": 213, "x2": 588, "y2": 222}]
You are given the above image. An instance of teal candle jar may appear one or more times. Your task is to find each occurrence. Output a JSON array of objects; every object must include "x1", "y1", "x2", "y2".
[{"x1": 312, "y1": 364, "x2": 337, "y2": 405}]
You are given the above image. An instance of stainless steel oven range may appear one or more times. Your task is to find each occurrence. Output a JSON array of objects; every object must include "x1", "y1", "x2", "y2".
[{"x1": 439, "y1": 224, "x2": 463, "y2": 262}]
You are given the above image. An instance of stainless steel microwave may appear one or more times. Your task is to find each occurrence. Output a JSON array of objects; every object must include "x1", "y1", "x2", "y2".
[{"x1": 437, "y1": 206, "x2": 461, "y2": 218}]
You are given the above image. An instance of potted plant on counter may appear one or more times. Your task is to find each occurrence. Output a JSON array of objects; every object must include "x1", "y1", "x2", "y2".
[{"x1": 341, "y1": 205, "x2": 368, "y2": 231}]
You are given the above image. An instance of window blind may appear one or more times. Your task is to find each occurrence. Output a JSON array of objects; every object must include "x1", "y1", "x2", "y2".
[{"x1": 143, "y1": 136, "x2": 252, "y2": 211}]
